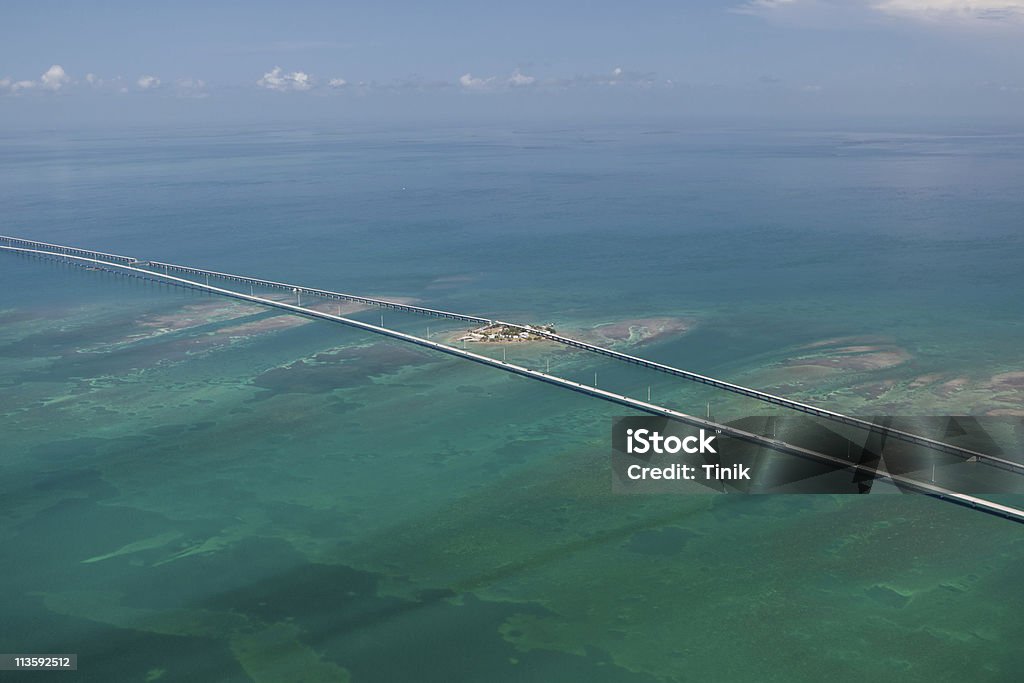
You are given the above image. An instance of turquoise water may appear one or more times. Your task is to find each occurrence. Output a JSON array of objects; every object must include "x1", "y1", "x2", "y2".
[{"x1": 1, "y1": 123, "x2": 1023, "y2": 681}]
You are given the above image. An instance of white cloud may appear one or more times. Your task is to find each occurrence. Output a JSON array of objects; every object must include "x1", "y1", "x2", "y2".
[
  {"x1": 536, "y1": 66, "x2": 660, "y2": 90},
  {"x1": 137, "y1": 75, "x2": 161, "y2": 90},
  {"x1": 174, "y1": 78, "x2": 208, "y2": 97},
  {"x1": 508, "y1": 69, "x2": 536, "y2": 87},
  {"x1": 458, "y1": 72, "x2": 495, "y2": 90},
  {"x1": 85, "y1": 73, "x2": 101, "y2": 86},
  {"x1": 874, "y1": 0, "x2": 1024, "y2": 21},
  {"x1": 257, "y1": 66, "x2": 313, "y2": 91},
  {"x1": 737, "y1": 0, "x2": 1024, "y2": 23},
  {"x1": 2, "y1": 65, "x2": 80, "y2": 94},
  {"x1": 40, "y1": 64, "x2": 70, "y2": 90},
  {"x1": 435, "y1": 67, "x2": 668, "y2": 92},
  {"x1": 733, "y1": 0, "x2": 801, "y2": 14},
  {"x1": 328, "y1": 78, "x2": 348, "y2": 87},
  {"x1": 597, "y1": 66, "x2": 655, "y2": 87}
]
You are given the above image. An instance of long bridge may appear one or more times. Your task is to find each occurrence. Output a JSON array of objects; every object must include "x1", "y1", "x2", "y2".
[{"x1": 4, "y1": 234, "x2": 1024, "y2": 525}]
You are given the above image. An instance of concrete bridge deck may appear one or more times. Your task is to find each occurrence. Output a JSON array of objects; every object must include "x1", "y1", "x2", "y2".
[
  {"x1": 4, "y1": 235, "x2": 1023, "y2": 525},
  {"x1": 3, "y1": 233, "x2": 1013, "y2": 476}
]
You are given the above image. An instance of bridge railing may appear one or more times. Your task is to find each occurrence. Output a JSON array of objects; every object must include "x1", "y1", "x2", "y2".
[
  {"x1": 494, "y1": 321, "x2": 1024, "y2": 474},
  {"x1": 145, "y1": 260, "x2": 491, "y2": 324},
  {"x1": 3, "y1": 236, "x2": 1019, "y2": 475},
  {"x1": 4, "y1": 242, "x2": 1024, "y2": 524},
  {"x1": 0, "y1": 235, "x2": 137, "y2": 266}
]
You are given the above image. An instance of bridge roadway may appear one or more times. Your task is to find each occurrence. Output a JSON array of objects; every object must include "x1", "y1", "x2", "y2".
[
  {"x1": 3, "y1": 242, "x2": 1024, "y2": 525},
  {"x1": 1, "y1": 235, "x2": 138, "y2": 266},
  {"x1": 4, "y1": 234, "x2": 1022, "y2": 475},
  {"x1": 144, "y1": 260, "x2": 491, "y2": 325},
  {"x1": 498, "y1": 326, "x2": 1024, "y2": 473}
]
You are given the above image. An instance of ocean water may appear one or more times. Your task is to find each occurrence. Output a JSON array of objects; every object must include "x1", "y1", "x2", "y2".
[{"x1": 1, "y1": 123, "x2": 1023, "y2": 682}]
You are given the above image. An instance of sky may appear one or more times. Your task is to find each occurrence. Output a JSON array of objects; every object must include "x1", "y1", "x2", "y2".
[{"x1": 2, "y1": 0, "x2": 1023, "y2": 126}]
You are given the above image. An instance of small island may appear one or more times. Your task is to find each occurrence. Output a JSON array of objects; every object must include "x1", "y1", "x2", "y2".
[{"x1": 458, "y1": 322, "x2": 557, "y2": 343}]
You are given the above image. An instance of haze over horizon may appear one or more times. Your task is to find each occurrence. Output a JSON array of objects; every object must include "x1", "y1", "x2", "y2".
[{"x1": 3, "y1": 0, "x2": 1024, "y2": 127}]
